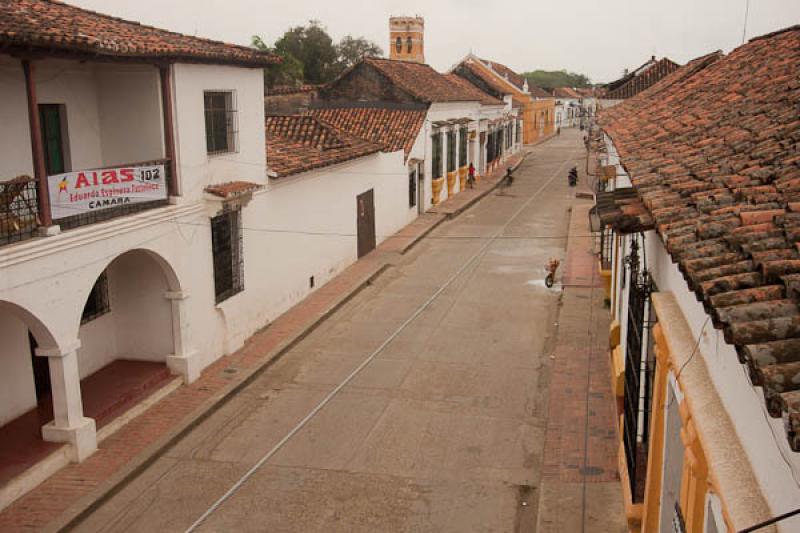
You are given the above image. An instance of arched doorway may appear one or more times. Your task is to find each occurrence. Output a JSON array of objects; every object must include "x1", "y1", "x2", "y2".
[
  {"x1": 0, "y1": 301, "x2": 62, "y2": 484},
  {"x1": 75, "y1": 249, "x2": 181, "y2": 430}
]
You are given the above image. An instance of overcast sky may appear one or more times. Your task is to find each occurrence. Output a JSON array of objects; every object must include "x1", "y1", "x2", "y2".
[{"x1": 73, "y1": 0, "x2": 799, "y2": 83}]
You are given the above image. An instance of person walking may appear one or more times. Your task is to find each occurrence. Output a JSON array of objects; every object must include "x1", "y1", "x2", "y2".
[{"x1": 467, "y1": 162, "x2": 476, "y2": 189}]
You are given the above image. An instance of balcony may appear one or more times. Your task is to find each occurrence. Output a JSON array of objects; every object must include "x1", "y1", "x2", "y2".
[
  {"x1": 0, "y1": 57, "x2": 177, "y2": 248},
  {"x1": 1, "y1": 159, "x2": 172, "y2": 247}
]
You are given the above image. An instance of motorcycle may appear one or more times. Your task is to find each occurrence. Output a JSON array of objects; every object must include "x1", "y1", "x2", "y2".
[{"x1": 568, "y1": 168, "x2": 578, "y2": 187}]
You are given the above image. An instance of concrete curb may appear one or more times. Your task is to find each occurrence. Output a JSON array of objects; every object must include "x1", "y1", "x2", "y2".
[{"x1": 54, "y1": 263, "x2": 390, "y2": 533}]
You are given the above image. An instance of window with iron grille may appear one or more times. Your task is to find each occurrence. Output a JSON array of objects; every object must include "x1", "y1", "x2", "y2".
[
  {"x1": 458, "y1": 128, "x2": 467, "y2": 168},
  {"x1": 211, "y1": 207, "x2": 244, "y2": 303},
  {"x1": 408, "y1": 168, "x2": 417, "y2": 208},
  {"x1": 406, "y1": 36, "x2": 413, "y2": 53},
  {"x1": 431, "y1": 132, "x2": 442, "y2": 179},
  {"x1": 81, "y1": 271, "x2": 110, "y2": 324},
  {"x1": 395, "y1": 37, "x2": 402, "y2": 53},
  {"x1": 204, "y1": 91, "x2": 238, "y2": 155},
  {"x1": 622, "y1": 236, "x2": 656, "y2": 503},
  {"x1": 446, "y1": 131, "x2": 456, "y2": 173}
]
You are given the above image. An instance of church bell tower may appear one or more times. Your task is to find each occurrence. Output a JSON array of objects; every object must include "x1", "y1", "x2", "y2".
[{"x1": 389, "y1": 16, "x2": 425, "y2": 63}]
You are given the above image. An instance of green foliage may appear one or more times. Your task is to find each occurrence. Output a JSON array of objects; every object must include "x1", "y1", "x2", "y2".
[
  {"x1": 254, "y1": 21, "x2": 383, "y2": 88},
  {"x1": 337, "y1": 35, "x2": 383, "y2": 70},
  {"x1": 520, "y1": 70, "x2": 591, "y2": 89}
]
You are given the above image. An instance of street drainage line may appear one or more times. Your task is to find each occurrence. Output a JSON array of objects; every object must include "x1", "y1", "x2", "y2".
[{"x1": 185, "y1": 148, "x2": 577, "y2": 533}]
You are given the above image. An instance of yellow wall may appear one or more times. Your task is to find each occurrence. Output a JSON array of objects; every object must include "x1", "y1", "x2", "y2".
[{"x1": 612, "y1": 308, "x2": 737, "y2": 533}]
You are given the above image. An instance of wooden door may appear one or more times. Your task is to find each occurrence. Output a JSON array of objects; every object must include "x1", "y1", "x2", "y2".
[{"x1": 356, "y1": 189, "x2": 376, "y2": 258}]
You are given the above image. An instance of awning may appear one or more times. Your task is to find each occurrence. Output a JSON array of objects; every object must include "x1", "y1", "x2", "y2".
[{"x1": 593, "y1": 187, "x2": 654, "y2": 233}]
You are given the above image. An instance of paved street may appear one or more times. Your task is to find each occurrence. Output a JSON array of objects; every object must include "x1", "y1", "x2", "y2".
[{"x1": 72, "y1": 130, "x2": 619, "y2": 533}]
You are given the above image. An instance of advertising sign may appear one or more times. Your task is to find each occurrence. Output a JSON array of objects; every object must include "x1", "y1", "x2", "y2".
[{"x1": 48, "y1": 164, "x2": 167, "y2": 220}]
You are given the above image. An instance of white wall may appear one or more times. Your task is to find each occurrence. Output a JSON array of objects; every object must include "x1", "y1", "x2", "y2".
[
  {"x1": 95, "y1": 63, "x2": 164, "y2": 167},
  {"x1": 0, "y1": 311, "x2": 37, "y2": 425},
  {"x1": 0, "y1": 55, "x2": 165, "y2": 183},
  {"x1": 644, "y1": 230, "x2": 800, "y2": 529},
  {"x1": 216, "y1": 150, "x2": 414, "y2": 352},
  {"x1": 172, "y1": 63, "x2": 267, "y2": 202}
]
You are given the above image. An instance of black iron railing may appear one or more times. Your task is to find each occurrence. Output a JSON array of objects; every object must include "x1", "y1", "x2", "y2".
[
  {"x1": 0, "y1": 175, "x2": 39, "y2": 246},
  {"x1": 622, "y1": 237, "x2": 654, "y2": 502}
]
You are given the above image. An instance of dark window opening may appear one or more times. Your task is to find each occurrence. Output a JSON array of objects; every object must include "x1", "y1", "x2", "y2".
[
  {"x1": 431, "y1": 133, "x2": 442, "y2": 179},
  {"x1": 82, "y1": 271, "x2": 110, "y2": 324},
  {"x1": 395, "y1": 37, "x2": 402, "y2": 54},
  {"x1": 446, "y1": 131, "x2": 456, "y2": 173},
  {"x1": 204, "y1": 91, "x2": 238, "y2": 155},
  {"x1": 39, "y1": 104, "x2": 69, "y2": 175},
  {"x1": 406, "y1": 36, "x2": 413, "y2": 53},
  {"x1": 309, "y1": 276, "x2": 315, "y2": 289},
  {"x1": 211, "y1": 207, "x2": 244, "y2": 303},
  {"x1": 408, "y1": 168, "x2": 417, "y2": 208},
  {"x1": 458, "y1": 127, "x2": 467, "y2": 168}
]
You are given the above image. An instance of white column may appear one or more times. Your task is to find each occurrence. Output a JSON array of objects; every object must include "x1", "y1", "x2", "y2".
[
  {"x1": 164, "y1": 290, "x2": 200, "y2": 384},
  {"x1": 37, "y1": 340, "x2": 97, "y2": 462}
]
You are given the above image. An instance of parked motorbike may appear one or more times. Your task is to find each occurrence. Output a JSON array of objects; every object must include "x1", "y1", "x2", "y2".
[{"x1": 568, "y1": 167, "x2": 578, "y2": 187}]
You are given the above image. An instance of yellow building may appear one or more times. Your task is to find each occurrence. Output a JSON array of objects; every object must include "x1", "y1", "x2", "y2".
[{"x1": 451, "y1": 55, "x2": 555, "y2": 144}]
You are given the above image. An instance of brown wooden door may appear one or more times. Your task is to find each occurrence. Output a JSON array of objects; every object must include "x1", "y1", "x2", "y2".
[{"x1": 356, "y1": 189, "x2": 376, "y2": 258}]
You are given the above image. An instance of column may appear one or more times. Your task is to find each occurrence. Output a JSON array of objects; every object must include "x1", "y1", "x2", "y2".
[
  {"x1": 159, "y1": 65, "x2": 179, "y2": 198},
  {"x1": 37, "y1": 340, "x2": 97, "y2": 462},
  {"x1": 22, "y1": 59, "x2": 57, "y2": 234},
  {"x1": 165, "y1": 290, "x2": 200, "y2": 383}
]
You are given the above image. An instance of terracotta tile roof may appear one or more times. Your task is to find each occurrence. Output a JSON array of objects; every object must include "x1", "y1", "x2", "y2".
[
  {"x1": 265, "y1": 115, "x2": 383, "y2": 178},
  {"x1": 553, "y1": 87, "x2": 583, "y2": 99},
  {"x1": 264, "y1": 84, "x2": 319, "y2": 96},
  {"x1": 309, "y1": 106, "x2": 426, "y2": 158},
  {"x1": 599, "y1": 25, "x2": 800, "y2": 450},
  {"x1": 605, "y1": 57, "x2": 681, "y2": 99},
  {"x1": 0, "y1": 0, "x2": 279, "y2": 66},
  {"x1": 481, "y1": 58, "x2": 526, "y2": 90},
  {"x1": 205, "y1": 181, "x2": 263, "y2": 199},
  {"x1": 458, "y1": 60, "x2": 515, "y2": 95},
  {"x1": 363, "y1": 57, "x2": 488, "y2": 103},
  {"x1": 527, "y1": 84, "x2": 554, "y2": 99},
  {"x1": 443, "y1": 74, "x2": 504, "y2": 105}
]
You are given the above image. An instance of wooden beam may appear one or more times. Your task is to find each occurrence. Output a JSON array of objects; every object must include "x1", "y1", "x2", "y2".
[
  {"x1": 159, "y1": 65, "x2": 178, "y2": 197},
  {"x1": 22, "y1": 59, "x2": 52, "y2": 227}
]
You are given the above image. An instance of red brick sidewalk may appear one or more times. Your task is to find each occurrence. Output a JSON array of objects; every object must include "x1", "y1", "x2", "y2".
[
  {"x1": 541, "y1": 202, "x2": 620, "y2": 483},
  {"x1": 0, "y1": 149, "x2": 531, "y2": 532}
]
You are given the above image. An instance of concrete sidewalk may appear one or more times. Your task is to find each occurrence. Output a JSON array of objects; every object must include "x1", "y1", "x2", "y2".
[
  {"x1": 536, "y1": 199, "x2": 626, "y2": 532},
  {"x1": 0, "y1": 149, "x2": 531, "y2": 532}
]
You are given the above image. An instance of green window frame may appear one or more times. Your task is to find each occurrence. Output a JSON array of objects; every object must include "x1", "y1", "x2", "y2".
[
  {"x1": 459, "y1": 127, "x2": 468, "y2": 167},
  {"x1": 431, "y1": 132, "x2": 442, "y2": 179},
  {"x1": 39, "y1": 104, "x2": 67, "y2": 175},
  {"x1": 446, "y1": 131, "x2": 456, "y2": 173}
]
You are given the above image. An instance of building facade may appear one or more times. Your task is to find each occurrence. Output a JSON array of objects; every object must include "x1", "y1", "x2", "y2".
[
  {"x1": 389, "y1": 16, "x2": 425, "y2": 64},
  {"x1": 593, "y1": 28, "x2": 800, "y2": 533}
]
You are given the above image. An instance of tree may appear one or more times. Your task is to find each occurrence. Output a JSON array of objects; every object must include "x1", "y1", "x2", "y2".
[
  {"x1": 336, "y1": 35, "x2": 383, "y2": 70},
  {"x1": 520, "y1": 69, "x2": 591, "y2": 89},
  {"x1": 274, "y1": 20, "x2": 339, "y2": 85},
  {"x1": 253, "y1": 22, "x2": 383, "y2": 88},
  {"x1": 251, "y1": 35, "x2": 304, "y2": 87}
]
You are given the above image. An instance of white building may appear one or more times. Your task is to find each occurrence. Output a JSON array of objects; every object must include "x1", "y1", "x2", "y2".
[
  {"x1": 317, "y1": 56, "x2": 521, "y2": 212},
  {"x1": 594, "y1": 29, "x2": 800, "y2": 533},
  {"x1": 0, "y1": 0, "x2": 418, "y2": 507}
]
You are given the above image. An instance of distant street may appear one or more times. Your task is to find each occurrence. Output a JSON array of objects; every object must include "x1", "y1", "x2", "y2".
[{"x1": 74, "y1": 130, "x2": 593, "y2": 532}]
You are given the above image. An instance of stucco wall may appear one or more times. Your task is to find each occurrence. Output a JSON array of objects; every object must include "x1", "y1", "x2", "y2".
[
  {"x1": 172, "y1": 63, "x2": 267, "y2": 202},
  {"x1": 216, "y1": 150, "x2": 415, "y2": 352},
  {"x1": 0, "y1": 311, "x2": 37, "y2": 425}
]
